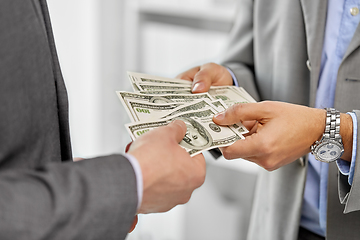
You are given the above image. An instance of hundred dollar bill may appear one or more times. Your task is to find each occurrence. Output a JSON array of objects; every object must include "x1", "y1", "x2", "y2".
[
  {"x1": 122, "y1": 97, "x2": 229, "y2": 123},
  {"x1": 139, "y1": 89, "x2": 192, "y2": 95},
  {"x1": 129, "y1": 72, "x2": 257, "y2": 103},
  {"x1": 160, "y1": 99, "x2": 223, "y2": 119},
  {"x1": 117, "y1": 91, "x2": 215, "y2": 115},
  {"x1": 159, "y1": 99, "x2": 248, "y2": 135},
  {"x1": 126, "y1": 108, "x2": 245, "y2": 157},
  {"x1": 122, "y1": 99, "x2": 184, "y2": 122},
  {"x1": 211, "y1": 98, "x2": 228, "y2": 112},
  {"x1": 208, "y1": 86, "x2": 255, "y2": 107},
  {"x1": 128, "y1": 75, "x2": 141, "y2": 91},
  {"x1": 236, "y1": 87, "x2": 257, "y2": 103},
  {"x1": 138, "y1": 85, "x2": 256, "y2": 106},
  {"x1": 135, "y1": 82, "x2": 192, "y2": 92},
  {"x1": 128, "y1": 71, "x2": 192, "y2": 86}
]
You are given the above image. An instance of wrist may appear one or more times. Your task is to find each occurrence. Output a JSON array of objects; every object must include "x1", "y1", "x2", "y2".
[
  {"x1": 313, "y1": 108, "x2": 327, "y2": 143},
  {"x1": 310, "y1": 108, "x2": 346, "y2": 162},
  {"x1": 340, "y1": 113, "x2": 353, "y2": 162}
]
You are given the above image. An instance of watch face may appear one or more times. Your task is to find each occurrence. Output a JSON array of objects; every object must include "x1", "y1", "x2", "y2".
[{"x1": 315, "y1": 141, "x2": 344, "y2": 162}]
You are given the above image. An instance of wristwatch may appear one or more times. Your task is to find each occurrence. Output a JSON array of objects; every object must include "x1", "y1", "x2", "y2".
[{"x1": 310, "y1": 108, "x2": 344, "y2": 163}]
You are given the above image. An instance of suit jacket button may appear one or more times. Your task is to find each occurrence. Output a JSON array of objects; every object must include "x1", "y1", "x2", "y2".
[{"x1": 306, "y1": 60, "x2": 311, "y2": 71}]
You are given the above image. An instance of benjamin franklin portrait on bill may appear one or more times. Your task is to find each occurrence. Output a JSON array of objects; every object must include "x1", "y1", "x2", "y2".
[{"x1": 176, "y1": 117, "x2": 213, "y2": 150}]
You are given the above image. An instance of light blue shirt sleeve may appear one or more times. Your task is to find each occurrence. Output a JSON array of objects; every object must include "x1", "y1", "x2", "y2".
[
  {"x1": 226, "y1": 67, "x2": 239, "y2": 87},
  {"x1": 124, "y1": 153, "x2": 143, "y2": 210},
  {"x1": 336, "y1": 112, "x2": 358, "y2": 185}
]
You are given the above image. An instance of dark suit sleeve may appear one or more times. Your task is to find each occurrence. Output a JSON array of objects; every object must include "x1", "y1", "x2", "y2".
[
  {"x1": 220, "y1": 0, "x2": 260, "y2": 101},
  {"x1": 0, "y1": 154, "x2": 138, "y2": 240}
]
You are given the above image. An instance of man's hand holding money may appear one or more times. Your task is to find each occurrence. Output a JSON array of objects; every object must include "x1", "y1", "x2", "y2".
[{"x1": 127, "y1": 120, "x2": 206, "y2": 214}]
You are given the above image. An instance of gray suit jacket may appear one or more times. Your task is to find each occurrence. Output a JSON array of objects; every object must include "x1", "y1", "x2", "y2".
[
  {"x1": 221, "y1": 0, "x2": 360, "y2": 239},
  {"x1": 0, "y1": 1, "x2": 137, "y2": 239}
]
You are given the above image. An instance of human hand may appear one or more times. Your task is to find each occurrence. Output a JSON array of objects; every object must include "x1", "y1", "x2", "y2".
[
  {"x1": 128, "y1": 120, "x2": 206, "y2": 214},
  {"x1": 176, "y1": 62, "x2": 233, "y2": 93},
  {"x1": 213, "y1": 101, "x2": 330, "y2": 171}
]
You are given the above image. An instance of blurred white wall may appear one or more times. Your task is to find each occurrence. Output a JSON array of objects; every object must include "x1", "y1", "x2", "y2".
[
  {"x1": 47, "y1": 0, "x2": 259, "y2": 239},
  {"x1": 48, "y1": 0, "x2": 133, "y2": 158}
]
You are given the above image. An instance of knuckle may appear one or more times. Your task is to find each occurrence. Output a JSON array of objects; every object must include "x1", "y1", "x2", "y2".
[
  {"x1": 260, "y1": 100, "x2": 273, "y2": 107},
  {"x1": 176, "y1": 72, "x2": 185, "y2": 78},
  {"x1": 222, "y1": 151, "x2": 232, "y2": 160},
  {"x1": 261, "y1": 142, "x2": 273, "y2": 156},
  {"x1": 194, "y1": 69, "x2": 208, "y2": 79},
  {"x1": 258, "y1": 137, "x2": 275, "y2": 156},
  {"x1": 190, "y1": 169, "x2": 206, "y2": 189},
  {"x1": 221, "y1": 147, "x2": 236, "y2": 160},
  {"x1": 232, "y1": 103, "x2": 245, "y2": 116},
  {"x1": 261, "y1": 159, "x2": 277, "y2": 171},
  {"x1": 180, "y1": 194, "x2": 191, "y2": 205},
  {"x1": 206, "y1": 62, "x2": 218, "y2": 68},
  {"x1": 195, "y1": 170, "x2": 206, "y2": 187},
  {"x1": 258, "y1": 101, "x2": 276, "y2": 115}
]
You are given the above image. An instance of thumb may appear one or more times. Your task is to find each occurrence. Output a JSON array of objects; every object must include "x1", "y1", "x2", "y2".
[
  {"x1": 213, "y1": 102, "x2": 266, "y2": 125},
  {"x1": 191, "y1": 70, "x2": 212, "y2": 93},
  {"x1": 167, "y1": 120, "x2": 187, "y2": 143}
]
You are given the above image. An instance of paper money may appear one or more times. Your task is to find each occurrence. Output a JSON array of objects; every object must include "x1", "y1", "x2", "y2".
[
  {"x1": 126, "y1": 108, "x2": 245, "y2": 156},
  {"x1": 122, "y1": 99, "x2": 184, "y2": 122},
  {"x1": 139, "y1": 90, "x2": 192, "y2": 95},
  {"x1": 117, "y1": 91, "x2": 214, "y2": 111},
  {"x1": 121, "y1": 96, "x2": 229, "y2": 123},
  {"x1": 159, "y1": 99, "x2": 225, "y2": 119},
  {"x1": 140, "y1": 85, "x2": 255, "y2": 107},
  {"x1": 135, "y1": 83, "x2": 192, "y2": 92},
  {"x1": 208, "y1": 86, "x2": 255, "y2": 107},
  {"x1": 117, "y1": 91, "x2": 216, "y2": 123},
  {"x1": 128, "y1": 71, "x2": 192, "y2": 85},
  {"x1": 118, "y1": 71, "x2": 257, "y2": 157},
  {"x1": 236, "y1": 87, "x2": 257, "y2": 103}
]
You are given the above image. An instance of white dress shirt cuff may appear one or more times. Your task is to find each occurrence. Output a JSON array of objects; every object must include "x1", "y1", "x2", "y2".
[
  {"x1": 124, "y1": 153, "x2": 143, "y2": 210},
  {"x1": 336, "y1": 112, "x2": 357, "y2": 185},
  {"x1": 226, "y1": 67, "x2": 239, "y2": 87}
]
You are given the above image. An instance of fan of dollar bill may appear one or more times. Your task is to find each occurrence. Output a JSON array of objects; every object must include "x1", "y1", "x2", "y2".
[{"x1": 117, "y1": 71, "x2": 257, "y2": 157}]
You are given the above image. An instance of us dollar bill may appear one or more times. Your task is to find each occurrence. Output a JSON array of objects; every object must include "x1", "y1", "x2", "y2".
[
  {"x1": 116, "y1": 91, "x2": 214, "y2": 121},
  {"x1": 129, "y1": 72, "x2": 257, "y2": 103},
  {"x1": 126, "y1": 108, "x2": 245, "y2": 157},
  {"x1": 128, "y1": 71, "x2": 192, "y2": 85},
  {"x1": 139, "y1": 89, "x2": 192, "y2": 95},
  {"x1": 138, "y1": 85, "x2": 256, "y2": 106},
  {"x1": 122, "y1": 97, "x2": 229, "y2": 123},
  {"x1": 159, "y1": 99, "x2": 248, "y2": 135},
  {"x1": 208, "y1": 86, "x2": 255, "y2": 107},
  {"x1": 159, "y1": 99, "x2": 223, "y2": 119},
  {"x1": 210, "y1": 99, "x2": 228, "y2": 112},
  {"x1": 117, "y1": 91, "x2": 215, "y2": 117},
  {"x1": 236, "y1": 87, "x2": 257, "y2": 103},
  {"x1": 134, "y1": 82, "x2": 192, "y2": 92},
  {"x1": 122, "y1": 99, "x2": 184, "y2": 122}
]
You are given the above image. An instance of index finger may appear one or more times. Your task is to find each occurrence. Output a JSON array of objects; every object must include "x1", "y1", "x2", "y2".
[{"x1": 213, "y1": 102, "x2": 272, "y2": 126}]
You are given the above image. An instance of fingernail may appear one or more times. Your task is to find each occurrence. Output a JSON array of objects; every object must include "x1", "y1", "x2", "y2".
[
  {"x1": 214, "y1": 112, "x2": 225, "y2": 120},
  {"x1": 192, "y1": 82, "x2": 204, "y2": 93}
]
